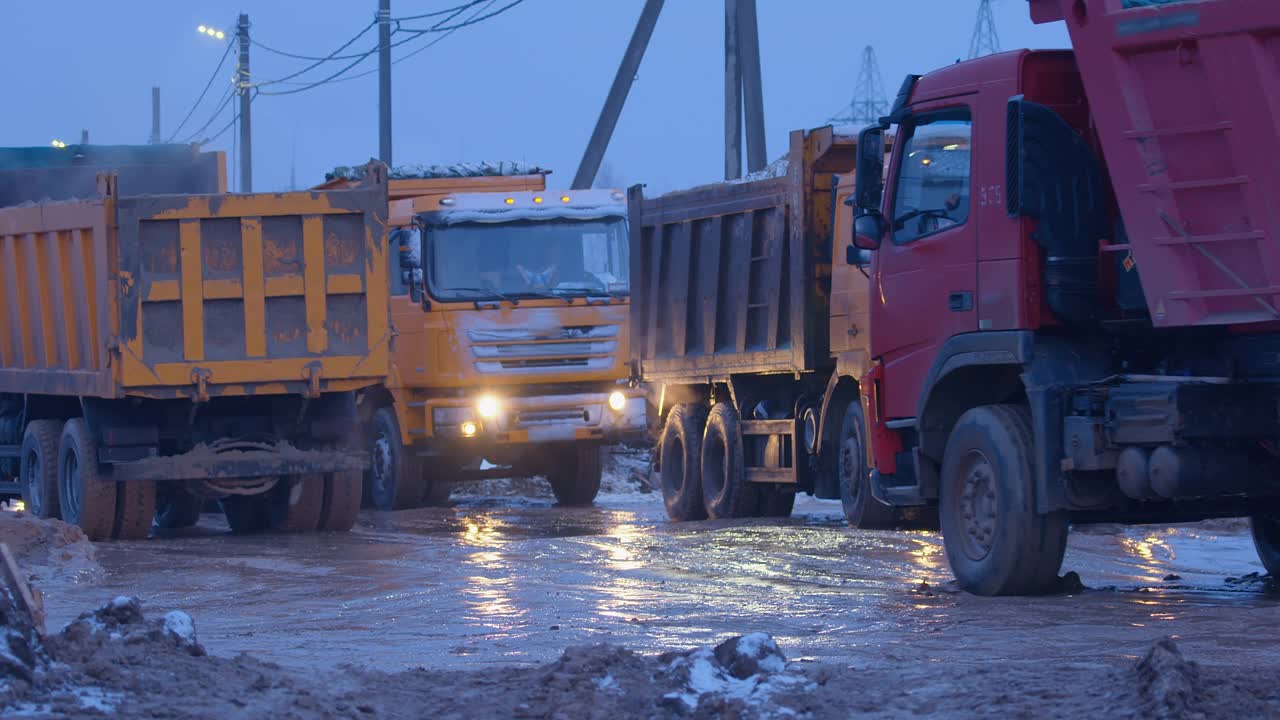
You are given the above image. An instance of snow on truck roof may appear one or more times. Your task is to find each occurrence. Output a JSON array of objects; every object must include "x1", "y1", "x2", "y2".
[
  {"x1": 326, "y1": 160, "x2": 551, "y2": 182},
  {"x1": 422, "y1": 189, "x2": 627, "y2": 225}
]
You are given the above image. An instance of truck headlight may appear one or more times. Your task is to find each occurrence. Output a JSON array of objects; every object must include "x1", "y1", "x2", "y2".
[
  {"x1": 608, "y1": 391, "x2": 627, "y2": 413},
  {"x1": 460, "y1": 421, "x2": 478, "y2": 437},
  {"x1": 477, "y1": 394, "x2": 502, "y2": 419}
]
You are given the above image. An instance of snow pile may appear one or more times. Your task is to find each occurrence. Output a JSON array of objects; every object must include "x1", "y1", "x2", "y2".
[
  {"x1": 51, "y1": 596, "x2": 205, "y2": 664},
  {"x1": 458, "y1": 446, "x2": 653, "y2": 499},
  {"x1": 728, "y1": 156, "x2": 790, "y2": 184},
  {"x1": 660, "y1": 633, "x2": 812, "y2": 714},
  {"x1": 327, "y1": 160, "x2": 550, "y2": 182}
]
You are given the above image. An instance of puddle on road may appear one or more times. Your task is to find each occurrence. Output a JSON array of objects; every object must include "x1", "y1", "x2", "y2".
[{"x1": 34, "y1": 493, "x2": 1280, "y2": 674}]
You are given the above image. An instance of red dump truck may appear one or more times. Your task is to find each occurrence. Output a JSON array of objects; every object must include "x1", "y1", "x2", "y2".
[
  {"x1": 0, "y1": 155, "x2": 389, "y2": 539},
  {"x1": 630, "y1": 127, "x2": 903, "y2": 525},
  {"x1": 842, "y1": 0, "x2": 1280, "y2": 593}
]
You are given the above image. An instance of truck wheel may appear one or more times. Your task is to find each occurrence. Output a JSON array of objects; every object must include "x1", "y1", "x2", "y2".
[
  {"x1": 701, "y1": 403, "x2": 759, "y2": 519},
  {"x1": 659, "y1": 403, "x2": 708, "y2": 522},
  {"x1": 221, "y1": 494, "x2": 272, "y2": 534},
  {"x1": 368, "y1": 408, "x2": 426, "y2": 511},
  {"x1": 318, "y1": 471, "x2": 362, "y2": 532},
  {"x1": 838, "y1": 402, "x2": 896, "y2": 529},
  {"x1": 270, "y1": 474, "x2": 326, "y2": 532},
  {"x1": 114, "y1": 481, "x2": 156, "y2": 540},
  {"x1": 1250, "y1": 515, "x2": 1280, "y2": 576},
  {"x1": 548, "y1": 444, "x2": 603, "y2": 507},
  {"x1": 20, "y1": 420, "x2": 62, "y2": 519},
  {"x1": 58, "y1": 419, "x2": 118, "y2": 541},
  {"x1": 758, "y1": 487, "x2": 796, "y2": 518},
  {"x1": 939, "y1": 405, "x2": 1068, "y2": 596},
  {"x1": 154, "y1": 486, "x2": 203, "y2": 530}
]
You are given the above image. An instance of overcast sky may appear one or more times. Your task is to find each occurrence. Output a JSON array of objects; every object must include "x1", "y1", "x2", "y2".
[{"x1": 1, "y1": 1, "x2": 1069, "y2": 195}]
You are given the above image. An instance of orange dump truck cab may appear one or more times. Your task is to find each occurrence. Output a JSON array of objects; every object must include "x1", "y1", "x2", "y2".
[{"x1": 330, "y1": 166, "x2": 643, "y2": 509}]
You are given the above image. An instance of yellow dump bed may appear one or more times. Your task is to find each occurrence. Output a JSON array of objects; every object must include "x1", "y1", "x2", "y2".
[{"x1": 0, "y1": 165, "x2": 390, "y2": 400}]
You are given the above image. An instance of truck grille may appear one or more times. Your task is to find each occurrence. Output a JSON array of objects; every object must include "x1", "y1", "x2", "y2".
[{"x1": 469, "y1": 325, "x2": 619, "y2": 375}]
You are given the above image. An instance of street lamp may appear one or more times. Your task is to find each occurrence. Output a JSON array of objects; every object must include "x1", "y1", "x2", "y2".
[
  {"x1": 51, "y1": 140, "x2": 67, "y2": 148},
  {"x1": 197, "y1": 25, "x2": 226, "y2": 40}
]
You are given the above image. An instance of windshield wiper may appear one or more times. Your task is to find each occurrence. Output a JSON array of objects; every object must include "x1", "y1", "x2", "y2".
[{"x1": 440, "y1": 287, "x2": 521, "y2": 306}]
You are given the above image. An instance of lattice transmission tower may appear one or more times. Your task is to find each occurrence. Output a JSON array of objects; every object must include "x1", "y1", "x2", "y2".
[
  {"x1": 969, "y1": 0, "x2": 1001, "y2": 59},
  {"x1": 830, "y1": 46, "x2": 888, "y2": 127}
]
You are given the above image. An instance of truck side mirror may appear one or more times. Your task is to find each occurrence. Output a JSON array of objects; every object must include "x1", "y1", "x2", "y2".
[
  {"x1": 854, "y1": 125, "x2": 886, "y2": 211},
  {"x1": 852, "y1": 213, "x2": 885, "y2": 252}
]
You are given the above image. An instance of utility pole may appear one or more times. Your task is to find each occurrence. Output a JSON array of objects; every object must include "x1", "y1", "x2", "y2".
[
  {"x1": 150, "y1": 87, "x2": 161, "y2": 144},
  {"x1": 573, "y1": 0, "x2": 665, "y2": 190},
  {"x1": 80, "y1": 130, "x2": 89, "y2": 146},
  {"x1": 378, "y1": 0, "x2": 393, "y2": 166},
  {"x1": 724, "y1": 0, "x2": 742, "y2": 180},
  {"x1": 237, "y1": 13, "x2": 253, "y2": 192},
  {"x1": 736, "y1": 0, "x2": 766, "y2": 174}
]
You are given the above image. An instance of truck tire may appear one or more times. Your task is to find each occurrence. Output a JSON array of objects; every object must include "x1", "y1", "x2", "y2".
[
  {"x1": 368, "y1": 408, "x2": 426, "y2": 511},
  {"x1": 838, "y1": 402, "x2": 896, "y2": 529},
  {"x1": 318, "y1": 470, "x2": 362, "y2": 532},
  {"x1": 939, "y1": 405, "x2": 1068, "y2": 596},
  {"x1": 700, "y1": 403, "x2": 759, "y2": 519},
  {"x1": 221, "y1": 494, "x2": 272, "y2": 534},
  {"x1": 547, "y1": 444, "x2": 603, "y2": 507},
  {"x1": 758, "y1": 487, "x2": 796, "y2": 518},
  {"x1": 114, "y1": 480, "x2": 156, "y2": 540},
  {"x1": 1250, "y1": 515, "x2": 1280, "y2": 576},
  {"x1": 20, "y1": 420, "x2": 62, "y2": 519},
  {"x1": 659, "y1": 403, "x2": 708, "y2": 522},
  {"x1": 270, "y1": 474, "x2": 326, "y2": 532},
  {"x1": 57, "y1": 419, "x2": 117, "y2": 541},
  {"x1": 154, "y1": 486, "x2": 203, "y2": 530}
]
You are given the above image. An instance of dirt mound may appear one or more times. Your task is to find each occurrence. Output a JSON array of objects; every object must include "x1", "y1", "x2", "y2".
[
  {"x1": 1137, "y1": 638, "x2": 1202, "y2": 719},
  {"x1": 0, "y1": 509, "x2": 98, "y2": 580},
  {"x1": 457, "y1": 446, "x2": 653, "y2": 499}
]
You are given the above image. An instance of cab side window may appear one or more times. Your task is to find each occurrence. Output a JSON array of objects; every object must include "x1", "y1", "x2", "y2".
[
  {"x1": 389, "y1": 227, "x2": 421, "y2": 296},
  {"x1": 890, "y1": 113, "x2": 973, "y2": 244}
]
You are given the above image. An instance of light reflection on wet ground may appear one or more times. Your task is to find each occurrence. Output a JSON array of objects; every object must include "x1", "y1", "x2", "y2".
[{"x1": 37, "y1": 493, "x2": 1280, "y2": 672}]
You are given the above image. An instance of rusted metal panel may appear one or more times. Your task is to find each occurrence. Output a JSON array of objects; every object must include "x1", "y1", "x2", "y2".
[{"x1": 630, "y1": 127, "x2": 861, "y2": 382}]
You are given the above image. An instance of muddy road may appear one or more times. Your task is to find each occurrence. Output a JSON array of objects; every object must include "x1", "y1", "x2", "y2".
[{"x1": 30, "y1": 484, "x2": 1280, "y2": 679}]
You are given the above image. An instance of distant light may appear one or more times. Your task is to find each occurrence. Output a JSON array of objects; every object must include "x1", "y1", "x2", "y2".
[
  {"x1": 215, "y1": 30, "x2": 226, "y2": 40},
  {"x1": 921, "y1": 158, "x2": 932, "y2": 166},
  {"x1": 943, "y1": 144, "x2": 960, "y2": 151},
  {"x1": 51, "y1": 139, "x2": 67, "y2": 148},
  {"x1": 198, "y1": 25, "x2": 207, "y2": 33},
  {"x1": 460, "y1": 421, "x2": 478, "y2": 437},
  {"x1": 533, "y1": 197, "x2": 544, "y2": 204},
  {"x1": 504, "y1": 197, "x2": 515, "y2": 205},
  {"x1": 560, "y1": 195, "x2": 571, "y2": 203}
]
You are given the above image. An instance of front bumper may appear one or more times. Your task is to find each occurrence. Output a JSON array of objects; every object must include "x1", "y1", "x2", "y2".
[{"x1": 426, "y1": 389, "x2": 645, "y2": 446}]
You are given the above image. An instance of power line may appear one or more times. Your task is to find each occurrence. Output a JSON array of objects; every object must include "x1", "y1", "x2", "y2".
[
  {"x1": 180, "y1": 85, "x2": 237, "y2": 144},
  {"x1": 257, "y1": 0, "x2": 514, "y2": 94},
  {"x1": 166, "y1": 39, "x2": 235, "y2": 142},
  {"x1": 389, "y1": 0, "x2": 487, "y2": 22},
  {"x1": 253, "y1": 20, "x2": 378, "y2": 88}
]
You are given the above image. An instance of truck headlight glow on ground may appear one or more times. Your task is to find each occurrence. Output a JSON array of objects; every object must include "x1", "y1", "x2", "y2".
[
  {"x1": 476, "y1": 395, "x2": 502, "y2": 420},
  {"x1": 608, "y1": 391, "x2": 627, "y2": 412}
]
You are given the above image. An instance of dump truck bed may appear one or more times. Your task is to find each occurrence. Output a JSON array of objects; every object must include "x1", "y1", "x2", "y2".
[
  {"x1": 629, "y1": 127, "x2": 857, "y2": 381},
  {"x1": 0, "y1": 170, "x2": 389, "y2": 399},
  {"x1": 1032, "y1": 0, "x2": 1280, "y2": 327}
]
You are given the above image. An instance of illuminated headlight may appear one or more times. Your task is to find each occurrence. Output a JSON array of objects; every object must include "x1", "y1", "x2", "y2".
[
  {"x1": 608, "y1": 391, "x2": 628, "y2": 413},
  {"x1": 460, "y1": 421, "x2": 478, "y2": 437},
  {"x1": 476, "y1": 394, "x2": 502, "y2": 420}
]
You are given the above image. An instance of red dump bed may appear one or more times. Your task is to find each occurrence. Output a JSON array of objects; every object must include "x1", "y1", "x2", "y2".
[{"x1": 1033, "y1": 0, "x2": 1280, "y2": 327}]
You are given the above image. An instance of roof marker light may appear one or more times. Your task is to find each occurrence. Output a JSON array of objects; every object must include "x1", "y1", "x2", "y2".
[
  {"x1": 504, "y1": 198, "x2": 515, "y2": 205},
  {"x1": 533, "y1": 197, "x2": 544, "y2": 204},
  {"x1": 561, "y1": 195, "x2": 571, "y2": 203},
  {"x1": 439, "y1": 197, "x2": 456, "y2": 206}
]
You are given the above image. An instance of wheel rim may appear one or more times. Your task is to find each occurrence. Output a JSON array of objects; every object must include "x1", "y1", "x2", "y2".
[
  {"x1": 840, "y1": 430, "x2": 863, "y2": 508},
  {"x1": 61, "y1": 449, "x2": 81, "y2": 522},
  {"x1": 957, "y1": 449, "x2": 998, "y2": 561},
  {"x1": 662, "y1": 436, "x2": 685, "y2": 495},
  {"x1": 704, "y1": 431, "x2": 727, "y2": 502},
  {"x1": 371, "y1": 431, "x2": 393, "y2": 500},
  {"x1": 23, "y1": 446, "x2": 42, "y2": 514}
]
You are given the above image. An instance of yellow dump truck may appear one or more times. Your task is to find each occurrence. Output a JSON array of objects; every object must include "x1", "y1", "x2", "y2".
[
  {"x1": 0, "y1": 153, "x2": 390, "y2": 539},
  {"x1": 322, "y1": 165, "x2": 644, "y2": 508}
]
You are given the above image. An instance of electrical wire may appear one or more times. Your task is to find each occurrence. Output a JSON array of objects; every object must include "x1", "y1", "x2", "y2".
[
  {"x1": 179, "y1": 85, "x2": 237, "y2": 144},
  {"x1": 389, "y1": 0, "x2": 487, "y2": 22},
  {"x1": 394, "y1": 0, "x2": 526, "y2": 35},
  {"x1": 253, "y1": 20, "x2": 378, "y2": 88},
  {"x1": 166, "y1": 39, "x2": 235, "y2": 143},
  {"x1": 317, "y1": 0, "x2": 495, "y2": 84}
]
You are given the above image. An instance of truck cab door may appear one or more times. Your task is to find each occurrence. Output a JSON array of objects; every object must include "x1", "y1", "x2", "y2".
[{"x1": 870, "y1": 106, "x2": 979, "y2": 419}]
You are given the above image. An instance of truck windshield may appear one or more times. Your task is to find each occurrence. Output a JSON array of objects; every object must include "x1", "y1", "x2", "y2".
[{"x1": 426, "y1": 217, "x2": 629, "y2": 302}]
